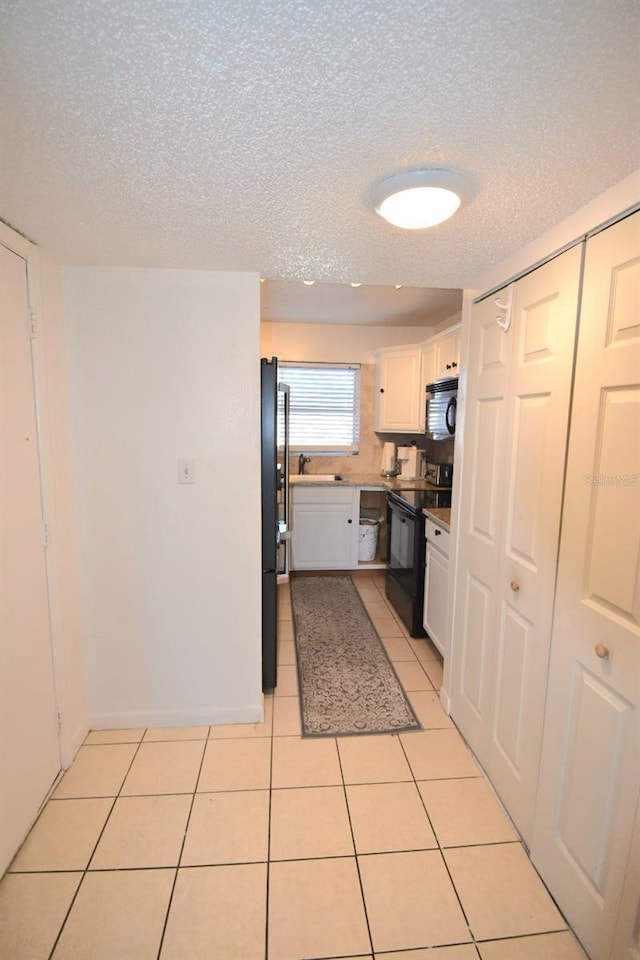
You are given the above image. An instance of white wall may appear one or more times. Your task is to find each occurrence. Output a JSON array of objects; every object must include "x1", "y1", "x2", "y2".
[
  {"x1": 64, "y1": 267, "x2": 262, "y2": 729},
  {"x1": 261, "y1": 320, "x2": 435, "y2": 364},
  {"x1": 37, "y1": 250, "x2": 88, "y2": 761}
]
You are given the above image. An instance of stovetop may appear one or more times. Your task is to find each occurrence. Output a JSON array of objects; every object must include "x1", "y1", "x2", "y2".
[{"x1": 388, "y1": 486, "x2": 452, "y2": 513}]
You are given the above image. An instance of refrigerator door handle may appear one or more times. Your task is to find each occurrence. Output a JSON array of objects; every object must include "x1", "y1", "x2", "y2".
[{"x1": 278, "y1": 382, "x2": 290, "y2": 532}]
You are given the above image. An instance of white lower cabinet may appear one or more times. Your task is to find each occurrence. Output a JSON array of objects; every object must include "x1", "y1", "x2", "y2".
[
  {"x1": 290, "y1": 486, "x2": 357, "y2": 570},
  {"x1": 290, "y1": 485, "x2": 387, "y2": 570},
  {"x1": 423, "y1": 519, "x2": 450, "y2": 657}
]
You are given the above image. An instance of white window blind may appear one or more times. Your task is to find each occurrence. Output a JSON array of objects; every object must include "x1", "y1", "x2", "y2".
[{"x1": 280, "y1": 362, "x2": 361, "y2": 454}]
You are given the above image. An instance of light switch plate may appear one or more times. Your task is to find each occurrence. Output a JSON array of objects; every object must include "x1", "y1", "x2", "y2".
[{"x1": 178, "y1": 459, "x2": 194, "y2": 484}]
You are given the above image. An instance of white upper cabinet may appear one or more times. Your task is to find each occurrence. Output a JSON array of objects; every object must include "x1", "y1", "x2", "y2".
[
  {"x1": 420, "y1": 342, "x2": 436, "y2": 395},
  {"x1": 373, "y1": 325, "x2": 461, "y2": 434},
  {"x1": 433, "y1": 326, "x2": 461, "y2": 380},
  {"x1": 374, "y1": 344, "x2": 424, "y2": 432}
]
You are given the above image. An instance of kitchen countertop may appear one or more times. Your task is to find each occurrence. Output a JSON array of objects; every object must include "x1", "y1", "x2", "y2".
[
  {"x1": 290, "y1": 472, "x2": 442, "y2": 491},
  {"x1": 422, "y1": 507, "x2": 451, "y2": 532}
]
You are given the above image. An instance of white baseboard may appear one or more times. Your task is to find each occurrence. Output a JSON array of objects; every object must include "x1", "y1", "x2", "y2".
[
  {"x1": 87, "y1": 702, "x2": 264, "y2": 731},
  {"x1": 60, "y1": 718, "x2": 90, "y2": 769},
  {"x1": 439, "y1": 685, "x2": 451, "y2": 716}
]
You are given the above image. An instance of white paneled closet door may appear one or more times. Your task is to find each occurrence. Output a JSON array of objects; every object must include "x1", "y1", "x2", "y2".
[
  {"x1": 449, "y1": 245, "x2": 581, "y2": 845},
  {"x1": 0, "y1": 242, "x2": 61, "y2": 875},
  {"x1": 531, "y1": 212, "x2": 640, "y2": 960}
]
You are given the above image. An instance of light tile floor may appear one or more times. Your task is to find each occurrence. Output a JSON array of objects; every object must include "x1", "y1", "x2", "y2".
[{"x1": 0, "y1": 572, "x2": 588, "y2": 960}]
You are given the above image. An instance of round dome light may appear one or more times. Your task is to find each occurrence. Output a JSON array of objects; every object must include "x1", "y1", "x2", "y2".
[{"x1": 372, "y1": 169, "x2": 470, "y2": 229}]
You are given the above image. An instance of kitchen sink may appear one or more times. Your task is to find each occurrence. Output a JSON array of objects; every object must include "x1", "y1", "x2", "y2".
[{"x1": 290, "y1": 474, "x2": 346, "y2": 482}]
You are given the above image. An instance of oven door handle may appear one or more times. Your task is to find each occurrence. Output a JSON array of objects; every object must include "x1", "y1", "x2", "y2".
[{"x1": 387, "y1": 495, "x2": 417, "y2": 521}]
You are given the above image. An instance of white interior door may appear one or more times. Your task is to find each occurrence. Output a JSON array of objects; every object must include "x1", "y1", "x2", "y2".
[
  {"x1": 531, "y1": 212, "x2": 640, "y2": 960},
  {"x1": 0, "y1": 242, "x2": 61, "y2": 875},
  {"x1": 450, "y1": 245, "x2": 581, "y2": 844}
]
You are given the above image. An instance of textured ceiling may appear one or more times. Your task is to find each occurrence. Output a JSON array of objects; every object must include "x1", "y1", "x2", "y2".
[
  {"x1": 1, "y1": 0, "x2": 639, "y2": 297},
  {"x1": 261, "y1": 281, "x2": 461, "y2": 326}
]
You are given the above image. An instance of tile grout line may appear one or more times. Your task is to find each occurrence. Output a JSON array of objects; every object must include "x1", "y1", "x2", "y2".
[
  {"x1": 264, "y1": 693, "x2": 276, "y2": 960},
  {"x1": 396, "y1": 716, "x2": 479, "y2": 951},
  {"x1": 334, "y1": 736, "x2": 376, "y2": 960},
  {"x1": 46, "y1": 731, "x2": 149, "y2": 960},
  {"x1": 155, "y1": 726, "x2": 210, "y2": 960}
]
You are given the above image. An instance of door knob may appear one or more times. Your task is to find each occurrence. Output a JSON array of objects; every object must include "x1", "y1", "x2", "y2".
[
  {"x1": 595, "y1": 643, "x2": 610, "y2": 659},
  {"x1": 347, "y1": 518, "x2": 352, "y2": 524},
  {"x1": 510, "y1": 580, "x2": 520, "y2": 592}
]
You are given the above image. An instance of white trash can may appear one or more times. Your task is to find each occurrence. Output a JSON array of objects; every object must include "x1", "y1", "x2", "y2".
[{"x1": 358, "y1": 517, "x2": 380, "y2": 562}]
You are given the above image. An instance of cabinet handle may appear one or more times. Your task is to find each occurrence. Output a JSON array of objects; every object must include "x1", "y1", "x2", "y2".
[
  {"x1": 595, "y1": 643, "x2": 610, "y2": 659},
  {"x1": 347, "y1": 518, "x2": 352, "y2": 524},
  {"x1": 446, "y1": 363, "x2": 452, "y2": 370},
  {"x1": 510, "y1": 580, "x2": 520, "y2": 592},
  {"x1": 380, "y1": 388, "x2": 385, "y2": 393},
  {"x1": 452, "y1": 361, "x2": 458, "y2": 369},
  {"x1": 435, "y1": 528, "x2": 441, "y2": 536}
]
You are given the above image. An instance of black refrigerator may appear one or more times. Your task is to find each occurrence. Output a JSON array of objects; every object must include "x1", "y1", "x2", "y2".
[{"x1": 260, "y1": 358, "x2": 290, "y2": 692}]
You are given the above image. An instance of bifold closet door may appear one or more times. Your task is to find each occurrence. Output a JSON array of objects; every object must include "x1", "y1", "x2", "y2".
[
  {"x1": 449, "y1": 244, "x2": 581, "y2": 845},
  {"x1": 531, "y1": 211, "x2": 640, "y2": 960},
  {"x1": 0, "y1": 242, "x2": 61, "y2": 875}
]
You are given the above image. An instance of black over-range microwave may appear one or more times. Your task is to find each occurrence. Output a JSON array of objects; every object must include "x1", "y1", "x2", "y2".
[{"x1": 425, "y1": 377, "x2": 457, "y2": 440}]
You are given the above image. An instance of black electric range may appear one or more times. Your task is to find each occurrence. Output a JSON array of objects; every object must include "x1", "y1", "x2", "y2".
[{"x1": 385, "y1": 485, "x2": 452, "y2": 637}]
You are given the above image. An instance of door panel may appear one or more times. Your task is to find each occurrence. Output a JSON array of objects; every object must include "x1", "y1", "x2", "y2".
[
  {"x1": 557, "y1": 667, "x2": 632, "y2": 892},
  {"x1": 506, "y1": 393, "x2": 550, "y2": 568},
  {"x1": 494, "y1": 603, "x2": 531, "y2": 772},
  {"x1": 470, "y1": 398, "x2": 505, "y2": 543},
  {"x1": 460, "y1": 573, "x2": 491, "y2": 716},
  {"x1": 521, "y1": 292, "x2": 557, "y2": 362},
  {"x1": 450, "y1": 244, "x2": 582, "y2": 845},
  {"x1": 0, "y1": 243, "x2": 61, "y2": 874},
  {"x1": 586, "y1": 386, "x2": 639, "y2": 620},
  {"x1": 531, "y1": 212, "x2": 640, "y2": 960}
]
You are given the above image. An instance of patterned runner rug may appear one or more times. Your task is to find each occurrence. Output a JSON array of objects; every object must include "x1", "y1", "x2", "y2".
[{"x1": 290, "y1": 576, "x2": 421, "y2": 737}]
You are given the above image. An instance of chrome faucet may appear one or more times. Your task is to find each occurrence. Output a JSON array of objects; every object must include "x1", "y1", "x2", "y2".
[{"x1": 298, "y1": 454, "x2": 311, "y2": 475}]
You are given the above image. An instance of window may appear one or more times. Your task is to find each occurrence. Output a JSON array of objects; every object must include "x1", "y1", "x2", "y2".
[{"x1": 279, "y1": 362, "x2": 360, "y2": 455}]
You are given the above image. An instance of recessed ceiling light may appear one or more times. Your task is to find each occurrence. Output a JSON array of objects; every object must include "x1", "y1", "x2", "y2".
[
  {"x1": 302, "y1": 279, "x2": 316, "y2": 286},
  {"x1": 371, "y1": 168, "x2": 471, "y2": 229},
  {"x1": 395, "y1": 284, "x2": 402, "y2": 289},
  {"x1": 350, "y1": 282, "x2": 362, "y2": 288},
  {"x1": 259, "y1": 277, "x2": 266, "y2": 283}
]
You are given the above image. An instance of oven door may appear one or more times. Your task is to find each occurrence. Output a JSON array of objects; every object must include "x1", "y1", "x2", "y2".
[
  {"x1": 385, "y1": 493, "x2": 427, "y2": 637},
  {"x1": 388, "y1": 496, "x2": 416, "y2": 578}
]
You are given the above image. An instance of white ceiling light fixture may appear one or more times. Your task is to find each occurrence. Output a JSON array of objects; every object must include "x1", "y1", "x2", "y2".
[
  {"x1": 302, "y1": 279, "x2": 316, "y2": 286},
  {"x1": 372, "y1": 168, "x2": 471, "y2": 229}
]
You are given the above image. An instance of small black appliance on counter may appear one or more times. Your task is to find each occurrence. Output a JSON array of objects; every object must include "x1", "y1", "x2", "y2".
[{"x1": 424, "y1": 461, "x2": 453, "y2": 487}]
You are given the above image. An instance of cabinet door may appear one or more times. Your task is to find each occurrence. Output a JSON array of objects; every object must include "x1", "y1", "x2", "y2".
[
  {"x1": 449, "y1": 244, "x2": 581, "y2": 845},
  {"x1": 423, "y1": 542, "x2": 449, "y2": 656},
  {"x1": 434, "y1": 331, "x2": 460, "y2": 379},
  {"x1": 531, "y1": 213, "x2": 640, "y2": 960},
  {"x1": 419, "y1": 344, "x2": 435, "y2": 431},
  {"x1": 290, "y1": 490, "x2": 356, "y2": 569},
  {"x1": 375, "y1": 347, "x2": 422, "y2": 431}
]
